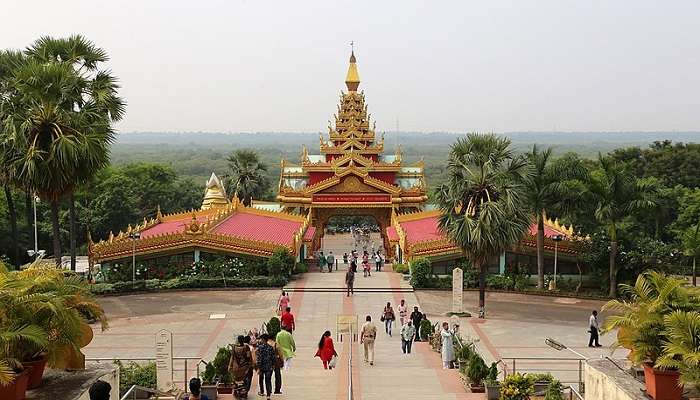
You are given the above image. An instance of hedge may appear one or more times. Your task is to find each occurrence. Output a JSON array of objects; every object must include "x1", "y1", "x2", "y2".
[{"x1": 90, "y1": 275, "x2": 288, "y2": 295}]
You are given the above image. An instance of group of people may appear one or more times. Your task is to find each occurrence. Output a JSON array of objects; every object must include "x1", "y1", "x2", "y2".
[
  {"x1": 343, "y1": 250, "x2": 386, "y2": 295},
  {"x1": 316, "y1": 250, "x2": 336, "y2": 272}
]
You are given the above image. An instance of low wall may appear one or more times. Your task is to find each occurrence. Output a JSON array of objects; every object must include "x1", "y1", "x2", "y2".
[
  {"x1": 585, "y1": 358, "x2": 646, "y2": 400},
  {"x1": 27, "y1": 362, "x2": 119, "y2": 400}
]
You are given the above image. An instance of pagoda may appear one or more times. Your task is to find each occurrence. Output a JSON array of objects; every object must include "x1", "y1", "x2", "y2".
[{"x1": 278, "y1": 49, "x2": 427, "y2": 254}]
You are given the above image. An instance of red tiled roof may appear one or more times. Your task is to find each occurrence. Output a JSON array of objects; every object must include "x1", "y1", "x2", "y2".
[
  {"x1": 212, "y1": 212, "x2": 303, "y2": 246},
  {"x1": 303, "y1": 226, "x2": 316, "y2": 241},
  {"x1": 140, "y1": 216, "x2": 209, "y2": 238},
  {"x1": 527, "y1": 224, "x2": 568, "y2": 239},
  {"x1": 401, "y1": 216, "x2": 444, "y2": 246},
  {"x1": 386, "y1": 226, "x2": 399, "y2": 242}
]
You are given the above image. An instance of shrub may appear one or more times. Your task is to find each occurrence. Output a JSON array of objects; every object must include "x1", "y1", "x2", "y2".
[
  {"x1": 266, "y1": 317, "x2": 281, "y2": 339},
  {"x1": 462, "y1": 267, "x2": 479, "y2": 288},
  {"x1": 114, "y1": 360, "x2": 156, "y2": 392},
  {"x1": 393, "y1": 263, "x2": 409, "y2": 274},
  {"x1": 466, "y1": 354, "x2": 489, "y2": 386},
  {"x1": 409, "y1": 258, "x2": 432, "y2": 287},
  {"x1": 486, "y1": 275, "x2": 514, "y2": 290},
  {"x1": 268, "y1": 248, "x2": 295, "y2": 277},
  {"x1": 544, "y1": 379, "x2": 565, "y2": 400},
  {"x1": 211, "y1": 346, "x2": 232, "y2": 384},
  {"x1": 527, "y1": 372, "x2": 555, "y2": 384},
  {"x1": 294, "y1": 261, "x2": 308, "y2": 274},
  {"x1": 90, "y1": 275, "x2": 288, "y2": 295},
  {"x1": 500, "y1": 373, "x2": 534, "y2": 400},
  {"x1": 419, "y1": 318, "x2": 434, "y2": 340}
]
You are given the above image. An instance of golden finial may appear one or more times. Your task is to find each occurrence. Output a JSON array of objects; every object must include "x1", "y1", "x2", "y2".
[
  {"x1": 156, "y1": 205, "x2": 163, "y2": 220},
  {"x1": 345, "y1": 43, "x2": 360, "y2": 92}
]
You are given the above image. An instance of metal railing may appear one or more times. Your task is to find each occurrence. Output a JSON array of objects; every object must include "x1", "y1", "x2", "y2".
[
  {"x1": 567, "y1": 385, "x2": 584, "y2": 400},
  {"x1": 86, "y1": 356, "x2": 203, "y2": 394},
  {"x1": 120, "y1": 384, "x2": 182, "y2": 400},
  {"x1": 499, "y1": 356, "x2": 586, "y2": 391}
]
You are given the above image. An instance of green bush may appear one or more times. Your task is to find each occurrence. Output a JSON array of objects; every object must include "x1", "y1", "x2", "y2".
[
  {"x1": 268, "y1": 248, "x2": 295, "y2": 277},
  {"x1": 114, "y1": 360, "x2": 156, "y2": 392},
  {"x1": 527, "y1": 372, "x2": 555, "y2": 384},
  {"x1": 544, "y1": 379, "x2": 565, "y2": 400},
  {"x1": 266, "y1": 316, "x2": 281, "y2": 339},
  {"x1": 500, "y1": 373, "x2": 534, "y2": 400},
  {"x1": 294, "y1": 261, "x2": 308, "y2": 274},
  {"x1": 419, "y1": 318, "x2": 434, "y2": 340},
  {"x1": 211, "y1": 346, "x2": 233, "y2": 384},
  {"x1": 466, "y1": 354, "x2": 489, "y2": 386},
  {"x1": 409, "y1": 258, "x2": 432, "y2": 287},
  {"x1": 90, "y1": 275, "x2": 288, "y2": 295},
  {"x1": 486, "y1": 275, "x2": 515, "y2": 290},
  {"x1": 393, "y1": 263, "x2": 409, "y2": 274},
  {"x1": 462, "y1": 267, "x2": 479, "y2": 288}
]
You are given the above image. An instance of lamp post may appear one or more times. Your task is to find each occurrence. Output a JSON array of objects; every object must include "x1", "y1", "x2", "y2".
[
  {"x1": 129, "y1": 232, "x2": 141, "y2": 283},
  {"x1": 26, "y1": 194, "x2": 45, "y2": 263},
  {"x1": 545, "y1": 337, "x2": 587, "y2": 391},
  {"x1": 552, "y1": 234, "x2": 563, "y2": 290}
]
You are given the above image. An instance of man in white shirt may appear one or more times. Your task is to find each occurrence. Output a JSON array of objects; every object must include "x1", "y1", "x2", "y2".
[
  {"x1": 360, "y1": 315, "x2": 377, "y2": 365},
  {"x1": 588, "y1": 310, "x2": 601, "y2": 347}
]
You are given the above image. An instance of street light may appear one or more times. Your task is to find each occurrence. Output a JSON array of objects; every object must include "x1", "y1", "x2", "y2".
[
  {"x1": 129, "y1": 232, "x2": 141, "y2": 283},
  {"x1": 27, "y1": 194, "x2": 44, "y2": 262},
  {"x1": 545, "y1": 337, "x2": 587, "y2": 391},
  {"x1": 551, "y1": 234, "x2": 563, "y2": 290}
]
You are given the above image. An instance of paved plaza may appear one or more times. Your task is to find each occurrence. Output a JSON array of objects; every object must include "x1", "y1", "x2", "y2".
[{"x1": 85, "y1": 233, "x2": 626, "y2": 398}]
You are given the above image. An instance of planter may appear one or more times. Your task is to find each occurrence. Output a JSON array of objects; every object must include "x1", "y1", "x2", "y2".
[
  {"x1": 533, "y1": 381, "x2": 549, "y2": 394},
  {"x1": 216, "y1": 383, "x2": 233, "y2": 394},
  {"x1": 485, "y1": 382, "x2": 500, "y2": 400},
  {"x1": 469, "y1": 383, "x2": 485, "y2": 393},
  {"x1": 23, "y1": 355, "x2": 47, "y2": 389},
  {"x1": 201, "y1": 384, "x2": 218, "y2": 400},
  {"x1": 642, "y1": 363, "x2": 682, "y2": 400},
  {"x1": 0, "y1": 369, "x2": 31, "y2": 400}
]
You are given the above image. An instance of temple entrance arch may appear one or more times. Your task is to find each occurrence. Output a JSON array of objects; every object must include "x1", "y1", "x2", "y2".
[{"x1": 310, "y1": 207, "x2": 392, "y2": 258}]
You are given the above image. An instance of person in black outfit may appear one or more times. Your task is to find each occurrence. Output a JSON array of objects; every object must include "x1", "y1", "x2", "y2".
[
  {"x1": 410, "y1": 306, "x2": 424, "y2": 341},
  {"x1": 89, "y1": 380, "x2": 112, "y2": 400},
  {"x1": 256, "y1": 334, "x2": 275, "y2": 400}
]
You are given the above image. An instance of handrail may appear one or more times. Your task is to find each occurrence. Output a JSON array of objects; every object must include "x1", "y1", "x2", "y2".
[
  {"x1": 87, "y1": 356, "x2": 203, "y2": 394},
  {"x1": 567, "y1": 385, "x2": 584, "y2": 400},
  {"x1": 348, "y1": 325, "x2": 353, "y2": 400},
  {"x1": 498, "y1": 356, "x2": 586, "y2": 391},
  {"x1": 120, "y1": 384, "x2": 180, "y2": 400}
]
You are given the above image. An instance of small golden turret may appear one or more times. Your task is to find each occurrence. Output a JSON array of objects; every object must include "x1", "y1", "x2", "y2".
[
  {"x1": 201, "y1": 172, "x2": 229, "y2": 210},
  {"x1": 345, "y1": 49, "x2": 360, "y2": 92}
]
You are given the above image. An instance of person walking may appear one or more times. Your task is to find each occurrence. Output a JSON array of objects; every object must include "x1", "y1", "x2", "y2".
[
  {"x1": 276, "y1": 327, "x2": 296, "y2": 370},
  {"x1": 360, "y1": 315, "x2": 377, "y2": 365},
  {"x1": 401, "y1": 320, "x2": 416, "y2": 354},
  {"x1": 382, "y1": 302, "x2": 396, "y2": 336},
  {"x1": 266, "y1": 334, "x2": 284, "y2": 395},
  {"x1": 343, "y1": 252, "x2": 348, "y2": 266},
  {"x1": 243, "y1": 336, "x2": 255, "y2": 394},
  {"x1": 319, "y1": 251, "x2": 326, "y2": 272},
  {"x1": 314, "y1": 331, "x2": 337, "y2": 369},
  {"x1": 374, "y1": 252, "x2": 382, "y2": 271},
  {"x1": 280, "y1": 307, "x2": 295, "y2": 332},
  {"x1": 278, "y1": 291, "x2": 290, "y2": 315},
  {"x1": 410, "y1": 307, "x2": 424, "y2": 341},
  {"x1": 588, "y1": 310, "x2": 602, "y2": 347},
  {"x1": 326, "y1": 251, "x2": 335, "y2": 272},
  {"x1": 398, "y1": 299, "x2": 408, "y2": 325},
  {"x1": 440, "y1": 322, "x2": 454, "y2": 369},
  {"x1": 350, "y1": 258, "x2": 358, "y2": 273},
  {"x1": 345, "y1": 267, "x2": 355, "y2": 297},
  {"x1": 255, "y1": 334, "x2": 275, "y2": 400},
  {"x1": 229, "y1": 335, "x2": 253, "y2": 399}
]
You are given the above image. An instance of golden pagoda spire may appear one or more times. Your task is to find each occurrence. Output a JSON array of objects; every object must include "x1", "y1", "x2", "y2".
[{"x1": 345, "y1": 43, "x2": 360, "y2": 92}]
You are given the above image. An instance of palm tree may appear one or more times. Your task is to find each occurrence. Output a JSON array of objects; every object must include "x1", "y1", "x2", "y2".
[
  {"x1": 680, "y1": 223, "x2": 700, "y2": 286},
  {"x1": 586, "y1": 155, "x2": 654, "y2": 297},
  {"x1": 656, "y1": 310, "x2": 700, "y2": 388},
  {"x1": 25, "y1": 35, "x2": 125, "y2": 270},
  {"x1": 435, "y1": 134, "x2": 531, "y2": 317},
  {"x1": 226, "y1": 149, "x2": 270, "y2": 206},
  {"x1": 524, "y1": 146, "x2": 587, "y2": 289}
]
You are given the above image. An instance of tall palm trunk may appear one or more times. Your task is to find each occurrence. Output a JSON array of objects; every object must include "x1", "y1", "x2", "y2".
[
  {"x1": 4, "y1": 185, "x2": 20, "y2": 269},
  {"x1": 536, "y1": 216, "x2": 545, "y2": 289},
  {"x1": 609, "y1": 240, "x2": 618, "y2": 298},
  {"x1": 25, "y1": 190, "x2": 33, "y2": 245},
  {"x1": 50, "y1": 199, "x2": 62, "y2": 266},
  {"x1": 69, "y1": 192, "x2": 77, "y2": 271},
  {"x1": 477, "y1": 260, "x2": 486, "y2": 318}
]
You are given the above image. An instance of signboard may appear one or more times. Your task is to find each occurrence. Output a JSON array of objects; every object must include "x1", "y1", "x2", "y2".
[
  {"x1": 313, "y1": 193, "x2": 391, "y2": 203},
  {"x1": 452, "y1": 267, "x2": 463, "y2": 314},
  {"x1": 155, "y1": 329, "x2": 173, "y2": 392}
]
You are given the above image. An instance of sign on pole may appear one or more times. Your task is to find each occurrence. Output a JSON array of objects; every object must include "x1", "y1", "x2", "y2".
[
  {"x1": 452, "y1": 267, "x2": 464, "y2": 314},
  {"x1": 155, "y1": 329, "x2": 174, "y2": 392}
]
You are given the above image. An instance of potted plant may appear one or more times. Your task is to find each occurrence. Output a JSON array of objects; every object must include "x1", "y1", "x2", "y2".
[
  {"x1": 210, "y1": 346, "x2": 233, "y2": 394},
  {"x1": 527, "y1": 372, "x2": 554, "y2": 394},
  {"x1": 0, "y1": 368, "x2": 31, "y2": 400},
  {"x1": 466, "y1": 354, "x2": 488, "y2": 393},
  {"x1": 603, "y1": 271, "x2": 698, "y2": 400},
  {"x1": 500, "y1": 373, "x2": 534, "y2": 400},
  {"x1": 485, "y1": 362, "x2": 500, "y2": 400},
  {"x1": 544, "y1": 379, "x2": 565, "y2": 400},
  {"x1": 200, "y1": 363, "x2": 218, "y2": 400},
  {"x1": 655, "y1": 310, "x2": 700, "y2": 396}
]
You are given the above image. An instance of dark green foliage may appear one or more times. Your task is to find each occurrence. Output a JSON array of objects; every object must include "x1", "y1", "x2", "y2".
[
  {"x1": 90, "y1": 275, "x2": 288, "y2": 295},
  {"x1": 201, "y1": 362, "x2": 216, "y2": 385},
  {"x1": 544, "y1": 379, "x2": 565, "y2": 400},
  {"x1": 114, "y1": 360, "x2": 156, "y2": 392},
  {"x1": 466, "y1": 354, "x2": 489, "y2": 386},
  {"x1": 267, "y1": 248, "x2": 294, "y2": 277},
  {"x1": 211, "y1": 346, "x2": 232, "y2": 384},
  {"x1": 409, "y1": 257, "x2": 432, "y2": 287},
  {"x1": 419, "y1": 318, "x2": 434, "y2": 340},
  {"x1": 293, "y1": 261, "x2": 308, "y2": 274},
  {"x1": 266, "y1": 317, "x2": 281, "y2": 339}
]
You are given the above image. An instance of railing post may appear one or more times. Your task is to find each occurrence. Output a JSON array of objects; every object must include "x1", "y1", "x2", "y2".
[
  {"x1": 512, "y1": 359, "x2": 516, "y2": 375},
  {"x1": 184, "y1": 359, "x2": 188, "y2": 393},
  {"x1": 578, "y1": 360, "x2": 583, "y2": 392}
]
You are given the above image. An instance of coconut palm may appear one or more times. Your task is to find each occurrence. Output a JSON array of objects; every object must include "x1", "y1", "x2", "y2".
[
  {"x1": 435, "y1": 133, "x2": 531, "y2": 317},
  {"x1": 524, "y1": 146, "x2": 587, "y2": 289},
  {"x1": 656, "y1": 310, "x2": 700, "y2": 389},
  {"x1": 226, "y1": 149, "x2": 270, "y2": 206},
  {"x1": 586, "y1": 155, "x2": 655, "y2": 297}
]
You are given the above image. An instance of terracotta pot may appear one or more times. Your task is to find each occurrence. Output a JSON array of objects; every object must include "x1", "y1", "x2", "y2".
[
  {"x1": 643, "y1": 363, "x2": 682, "y2": 400},
  {"x1": 469, "y1": 383, "x2": 485, "y2": 393},
  {"x1": 23, "y1": 355, "x2": 48, "y2": 389},
  {"x1": 216, "y1": 383, "x2": 233, "y2": 394},
  {"x1": 0, "y1": 369, "x2": 31, "y2": 400}
]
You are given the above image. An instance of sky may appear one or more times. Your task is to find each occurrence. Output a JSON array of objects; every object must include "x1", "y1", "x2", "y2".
[{"x1": 5, "y1": 1, "x2": 700, "y2": 133}]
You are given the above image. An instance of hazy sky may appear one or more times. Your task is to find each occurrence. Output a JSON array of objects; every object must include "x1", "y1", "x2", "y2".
[{"x1": 5, "y1": 1, "x2": 700, "y2": 133}]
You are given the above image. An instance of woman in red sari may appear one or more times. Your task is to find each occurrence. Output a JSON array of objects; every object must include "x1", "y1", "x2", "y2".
[{"x1": 314, "y1": 331, "x2": 337, "y2": 369}]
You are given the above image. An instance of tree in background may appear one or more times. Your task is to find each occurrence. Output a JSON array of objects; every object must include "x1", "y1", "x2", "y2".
[
  {"x1": 436, "y1": 134, "x2": 531, "y2": 317},
  {"x1": 586, "y1": 155, "x2": 654, "y2": 297},
  {"x1": 524, "y1": 146, "x2": 587, "y2": 289},
  {"x1": 226, "y1": 149, "x2": 270, "y2": 206},
  {"x1": 679, "y1": 224, "x2": 700, "y2": 286}
]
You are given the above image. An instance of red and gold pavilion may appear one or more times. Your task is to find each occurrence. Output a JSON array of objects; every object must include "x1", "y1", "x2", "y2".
[{"x1": 277, "y1": 50, "x2": 428, "y2": 254}]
